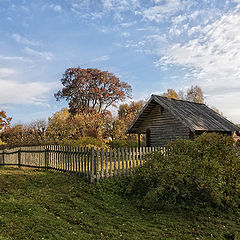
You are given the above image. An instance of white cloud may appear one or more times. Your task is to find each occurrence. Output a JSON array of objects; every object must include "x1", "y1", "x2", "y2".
[
  {"x1": 0, "y1": 68, "x2": 15, "y2": 78},
  {"x1": 102, "y1": 0, "x2": 139, "y2": 11},
  {"x1": 140, "y1": 0, "x2": 184, "y2": 22},
  {"x1": 50, "y1": 4, "x2": 62, "y2": 12},
  {"x1": 157, "y1": 11, "x2": 240, "y2": 122},
  {"x1": 24, "y1": 47, "x2": 54, "y2": 61},
  {"x1": 12, "y1": 34, "x2": 40, "y2": 46},
  {"x1": 92, "y1": 55, "x2": 110, "y2": 62},
  {"x1": 101, "y1": 0, "x2": 140, "y2": 21},
  {"x1": 121, "y1": 31, "x2": 130, "y2": 37},
  {"x1": 0, "y1": 79, "x2": 54, "y2": 105},
  {"x1": 0, "y1": 55, "x2": 32, "y2": 63}
]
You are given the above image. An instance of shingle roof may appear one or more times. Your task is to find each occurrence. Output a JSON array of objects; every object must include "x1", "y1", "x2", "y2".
[{"x1": 127, "y1": 95, "x2": 240, "y2": 134}]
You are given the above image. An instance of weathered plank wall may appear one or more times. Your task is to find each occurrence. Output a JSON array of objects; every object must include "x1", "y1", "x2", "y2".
[{"x1": 138, "y1": 105, "x2": 190, "y2": 146}]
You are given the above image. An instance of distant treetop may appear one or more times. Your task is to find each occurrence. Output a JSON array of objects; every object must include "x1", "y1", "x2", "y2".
[{"x1": 162, "y1": 85, "x2": 204, "y2": 104}]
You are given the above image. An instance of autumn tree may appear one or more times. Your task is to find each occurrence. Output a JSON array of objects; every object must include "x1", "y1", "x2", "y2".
[
  {"x1": 162, "y1": 89, "x2": 179, "y2": 100},
  {"x1": 55, "y1": 67, "x2": 132, "y2": 115},
  {"x1": 185, "y1": 85, "x2": 204, "y2": 103},
  {"x1": 0, "y1": 124, "x2": 47, "y2": 148},
  {"x1": 46, "y1": 108, "x2": 72, "y2": 141},
  {"x1": 118, "y1": 100, "x2": 145, "y2": 127},
  {"x1": 0, "y1": 110, "x2": 11, "y2": 131},
  {"x1": 46, "y1": 108, "x2": 113, "y2": 142},
  {"x1": 162, "y1": 86, "x2": 204, "y2": 103},
  {"x1": 111, "y1": 100, "x2": 145, "y2": 140}
]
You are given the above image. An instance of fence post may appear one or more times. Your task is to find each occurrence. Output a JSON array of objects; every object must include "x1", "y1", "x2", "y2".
[
  {"x1": 18, "y1": 148, "x2": 21, "y2": 168},
  {"x1": 0, "y1": 150, "x2": 4, "y2": 167},
  {"x1": 90, "y1": 147, "x2": 96, "y2": 183},
  {"x1": 45, "y1": 147, "x2": 49, "y2": 170}
]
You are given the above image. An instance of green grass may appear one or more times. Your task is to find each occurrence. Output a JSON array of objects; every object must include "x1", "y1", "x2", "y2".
[{"x1": 0, "y1": 167, "x2": 239, "y2": 240}]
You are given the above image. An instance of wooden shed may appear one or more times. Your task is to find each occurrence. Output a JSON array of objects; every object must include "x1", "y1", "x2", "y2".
[{"x1": 126, "y1": 95, "x2": 240, "y2": 147}]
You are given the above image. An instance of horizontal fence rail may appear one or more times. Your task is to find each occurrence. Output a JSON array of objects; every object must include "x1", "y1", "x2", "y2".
[{"x1": 0, "y1": 145, "x2": 168, "y2": 182}]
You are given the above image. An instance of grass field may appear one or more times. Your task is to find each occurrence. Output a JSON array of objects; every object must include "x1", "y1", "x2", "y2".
[{"x1": 0, "y1": 167, "x2": 239, "y2": 240}]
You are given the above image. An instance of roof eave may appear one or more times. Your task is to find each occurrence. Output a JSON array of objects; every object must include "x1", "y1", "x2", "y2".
[{"x1": 125, "y1": 95, "x2": 155, "y2": 134}]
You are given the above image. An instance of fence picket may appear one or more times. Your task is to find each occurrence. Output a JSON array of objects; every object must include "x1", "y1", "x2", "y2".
[
  {"x1": 0, "y1": 145, "x2": 165, "y2": 182},
  {"x1": 96, "y1": 149, "x2": 100, "y2": 181},
  {"x1": 125, "y1": 148, "x2": 128, "y2": 176},
  {"x1": 109, "y1": 149, "x2": 113, "y2": 178},
  {"x1": 117, "y1": 148, "x2": 121, "y2": 176},
  {"x1": 132, "y1": 148, "x2": 135, "y2": 174},
  {"x1": 129, "y1": 148, "x2": 132, "y2": 175},
  {"x1": 113, "y1": 149, "x2": 117, "y2": 177},
  {"x1": 104, "y1": 149, "x2": 109, "y2": 177},
  {"x1": 121, "y1": 148, "x2": 125, "y2": 175}
]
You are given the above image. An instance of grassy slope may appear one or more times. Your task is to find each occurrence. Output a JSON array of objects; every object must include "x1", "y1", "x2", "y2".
[{"x1": 0, "y1": 167, "x2": 239, "y2": 240}]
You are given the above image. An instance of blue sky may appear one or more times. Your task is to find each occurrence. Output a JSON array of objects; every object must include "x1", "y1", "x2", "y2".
[{"x1": 1, "y1": 0, "x2": 240, "y2": 124}]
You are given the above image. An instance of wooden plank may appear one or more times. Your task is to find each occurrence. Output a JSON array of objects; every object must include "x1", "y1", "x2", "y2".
[
  {"x1": 117, "y1": 148, "x2": 121, "y2": 176},
  {"x1": 109, "y1": 149, "x2": 113, "y2": 178},
  {"x1": 87, "y1": 147, "x2": 90, "y2": 179},
  {"x1": 96, "y1": 149, "x2": 100, "y2": 181},
  {"x1": 132, "y1": 148, "x2": 135, "y2": 173},
  {"x1": 81, "y1": 147, "x2": 88, "y2": 175},
  {"x1": 90, "y1": 147, "x2": 95, "y2": 183},
  {"x1": 129, "y1": 148, "x2": 132, "y2": 175},
  {"x1": 136, "y1": 148, "x2": 139, "y2": 168},
  {"x1": 121, "y1": 148, "x2": 125, "y2": 175},
  {"x1": 105, "y1": 149, "x2": 109, "y2": 178},
  {"x1": 101, "y1": 148, "x2": 104, "y2": 179},
  {"x1": 139, "y1": 147, "x2": 142, "y2": 166},
  {"x1": 77, "y1": 146, "x2": 80, "y2": 175},
  {"x1": 113, "y1": 149, "x2": 117, "y2": 177},
  {"x1": 125, "y1": 148, "x2": 128, "y2": 176}
]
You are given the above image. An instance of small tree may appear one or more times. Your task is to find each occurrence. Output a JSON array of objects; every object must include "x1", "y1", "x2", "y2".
[
  {"x1": 0, "y1": 110, "x2": 11, "y2": 131},
  {"x1": 162, "y1": 89, "x2": 179, "y2": 99},
  {"x1": 185, "y1": 85, "x2": 204, "y2": 103},
  {"x1": 118, "y1": 100, "x2": 145, "y2": 127},
  {"x1": 55, "y1": 67, "x2": 132, "y2": 115}
]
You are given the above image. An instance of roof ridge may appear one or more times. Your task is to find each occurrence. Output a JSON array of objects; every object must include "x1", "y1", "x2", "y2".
[{"x1": 152, "y1": 94, "x2": 205, "y2": 105}]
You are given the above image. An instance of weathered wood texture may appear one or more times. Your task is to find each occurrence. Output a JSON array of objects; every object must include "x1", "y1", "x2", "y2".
[
  {"x1": 138, "y1": 104, "x2": 190, "y2": 146},
  {"x1": 0, "y1": 145, "x2": 167, "y2": 182},
  {"x1": 127, "y1": 95, "x2": 240, "y2": 147}
]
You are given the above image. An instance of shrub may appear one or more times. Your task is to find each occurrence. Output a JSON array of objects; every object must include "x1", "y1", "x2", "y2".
[
  {"x1": 127, "y1": 133, "x2": 240, "y2": 210},
  {"x1": 60, "y1": 137, "x2": 109, "y2": 149},
  {"x1": 109, "y1": 139, "x2": 138, "y2": 148}
]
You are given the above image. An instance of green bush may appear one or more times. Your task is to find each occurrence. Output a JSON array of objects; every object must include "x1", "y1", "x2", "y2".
[
  {"x1": 127, "y1": 133, "x2": 240, "y2": 210},
  {"x1": 109, "y1": 139, "x2": 138, "y2": 148},
  {"x1": 60, "y1": 137, "x2": 109, "y2": 149}
]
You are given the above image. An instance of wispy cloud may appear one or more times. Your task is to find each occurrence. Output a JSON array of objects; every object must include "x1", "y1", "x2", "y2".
[
  {"x1": 92, "y1": 55, "x2": 110, "y2": 62},
  {"x1": 49, "y1": 4, "x2": 62, "y2": 12},
  {"x1": 158, "y1": 12, "x2": 240, "y2": 89},
  {"x1": 0, "y1": 55, "x2": 32, "y2": 63},
  {"x1": 12, "y1": 34, "x2": 40, "y2": 46},
  {"x1": 102, "y1": 0, "x2": 139, "y2": 11},
  {"x1": 24, "y1": 47, "x2": 54, "y2": 61},
  {"x1": 153, "y1": 9, "x2": 240, "y2": 122},
  {"x1": 139, "y1": 0, "x2": 186, "y2": 22}
]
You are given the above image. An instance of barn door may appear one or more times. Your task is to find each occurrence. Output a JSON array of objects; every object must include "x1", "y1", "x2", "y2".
[{"x1": 146, "y1": 128, "x2": 151, "y2": 147}]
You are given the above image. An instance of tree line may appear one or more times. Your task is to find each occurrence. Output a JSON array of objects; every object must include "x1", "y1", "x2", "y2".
[{"x1": 0, "y1": 67, "x2": 220, "y2": 149}]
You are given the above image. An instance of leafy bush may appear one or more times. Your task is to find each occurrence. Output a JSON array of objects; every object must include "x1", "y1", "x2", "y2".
[
  {"x1": 109, "y1": 139, "x2": 138, "y2": 148},
  {"x1": 127, "y1": 133, "x2": 240, "y2": 210},
  {"x1": 61, "y1": 137, "x2": 109, "y2": 149}
]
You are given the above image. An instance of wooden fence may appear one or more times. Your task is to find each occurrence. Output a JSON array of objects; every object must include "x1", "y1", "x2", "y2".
[{"x1": 0, "y1": 145, "x2": 167, "y2": 182}]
